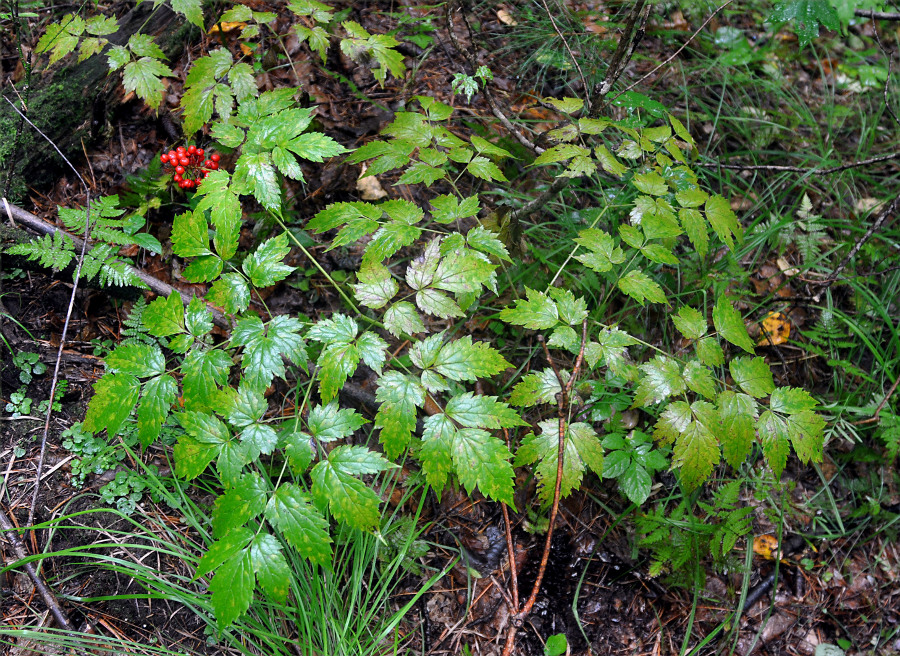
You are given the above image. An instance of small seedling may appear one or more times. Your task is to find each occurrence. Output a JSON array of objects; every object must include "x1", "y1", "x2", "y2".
[
  {"x1": 13, "y1": 351, "x2": 46, "y2": 384},
  {"x1": 5, "y1": 387, "x2": 33, "y2": 416}
]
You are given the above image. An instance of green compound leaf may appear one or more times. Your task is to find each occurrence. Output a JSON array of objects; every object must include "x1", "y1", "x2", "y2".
[
  {"x1": 171, "y1": 0, "x2": 204, "y2": 27},
  {"x1": 770, "y1": 0, "x2": 839, "y2": 47},
  {"x1": 250, "y1": 533, "x2": 290, "y2": 604},
  {"x1": 430, "y1": 194, "x2": 480, "y2": 223},
  {"x1": 353, "y1": 265, "x2": 399, "y2": 309},
  {"x1": 211, "y1": 473, "x2": 267, "y2": 536},
  {"x1": 182, "y1": 255, "x2": 223, "y2": 283},
  {"x1": 673, "y1": 306, "x2": 707, "y2": 340},
  {"x1": 673, "y1": 402, "x2": 720, "y2": 490},
  {"x1": 467, "y1": 156, "x2": 508, "y2": 182},
  {"x1": 618, "y1": 270, "x2": 668, "y2": 306},
  {"x1": 171, "y1": 210, "x2": 211, "y2": 258},
  {"x1": 231, "y1": 315, "x2": 307, "y2": 389},
  {"x1": 784, "y1": 410, "x2": 825, "y2": 463},
  {"x1": 633, "y1": 356, "x2": 685, "y2": 407},
  {"x1": 235, "y1": 152, "x2": 281, "y2": 211},
  {"x1": 265, "y1": 483, "x2": 332, "y2": 566},
  {"x1": 196, "y1": 527, "x2": 253, "y2": 579},
  {"x1": 106, "y1": 343, "x2": 164, "y2": 378},
  {"x1": 243, "y1": 232, "x2": 295, "y2": 288},
  {"x1": 310, "y1": 445, "x2": 395, "y2": 530},
  {"x1": 705, "y1": 194, "x2": 743, "y2": 251},
  {"x1": 684, "y1": 361, "x2": 716, "y2": 399},
  {"x1": 718, "y1": 390, "x2": 757, "y2": 469},
  {"x1": 181, "y1": 348, "x2": 232, "y2": 412},
  {"x1": 307, "y1": 402, "x2": 367, "y2": 442},
  {"x1": 143, "y1": 293, "x2": 185, "y2": 337},
  {"x1": 432, "y1": 336, "x2": 511, "y2": 382},
  {"x1": 757, "y1": 410, "x2": 790, "y2": 477},
  {"x1": 185, "y1": 297, "x2": 213, "y2": 338},
  {"x1": 445, "y1": 392, "x2": 527, "y2": 429},
  {"x1": 420, "y1": 414, "x2": 455, "y2": 496},
  {"x1": 712, "y1": 296, "x2": 756, "y2": 354},
  {"x1": 208, "y1": 273, "x2": 251, "y2": 315},
  {"x1": 84, "y1": 373, "x2": 140, "y2": 437},
  {"x1": 729, "y1": 356, "x2": 775, "y2": 398},
  {"x1": 453, "y1": 428, "x2": 515, "y2": 506},
  {"x1": 375, "y1": 371, "x2": 426, "y2": 458},
  {"x1": 194, "y1": 170, "x2": 242, "y2": 260},
  {"x1": 515, "y1": 420, "x2": 604, "y2": 504},
  {"x1": 696, "y1": 336, "x2": 725, "y2": 367},
  {"x1": 679, "y1": 208, "x2": 709, "y2": 257},
  {"x1": 137, "y1": 374, "x2": 177, "y2": 447},
  {"x1": 769, "y1": 387, "x2": 818, "y2": 414},
  {"x1": 574, "y1": 229, "x2": 626, "y2": 273},
  {"x1": 632, "y1": 171, "x2": 668, "y2": 196},
  {"x1": 509, "y1": 369, "x2": 563, "y2": 407},
  {"x1": 210, "y1": 549, "x2": 254, "y2": 628},
  {"x1": 122, "y1": 57, "x2": 172, "y2": 110},
  {"x1": 499, "y1": 288, "x2": 559, "y2": 329}
]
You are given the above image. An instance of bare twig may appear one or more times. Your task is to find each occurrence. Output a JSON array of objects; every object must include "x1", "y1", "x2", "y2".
[
  {"x1": 698, "y1": 150, "x2": 900, "y2": 173},
  {"x1": 0, "y1": 506, "x2": 74, "y2": 631},
  {"x1": 1, "y1": 199, "x2": 229, "y2": 329},
  {"x1": 592, "y1": 0, "x2": 650, "y2": 107},
  {"x1": 811, "y1": 190, "x2": 900, "y2": 303},
  {"x1": 618, "y1": 0, "x2": 735, "y2": 96},
  {"x1": 539, "y1": 0, "x2": 591, "y2": 112},
  {"x1": 852, "y1": 374, "x2": 900, "y2": 425},
  {"x1": 856, "y1": 8, "x2": 900, "y2": 20}
]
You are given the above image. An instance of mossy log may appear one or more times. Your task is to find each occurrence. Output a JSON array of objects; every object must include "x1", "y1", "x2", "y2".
[{"x1": 0, "y1": 4, "x2": 193, "y2": 201}]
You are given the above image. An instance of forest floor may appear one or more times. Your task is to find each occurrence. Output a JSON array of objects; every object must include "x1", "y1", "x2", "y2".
[{"x1": 1, "y1": 1, "x2": 900, "y2": 655}]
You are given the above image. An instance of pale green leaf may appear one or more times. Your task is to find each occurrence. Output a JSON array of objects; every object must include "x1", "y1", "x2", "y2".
[
  {"x1": 729, "y1": 356, "x2": 775, "y2": 398},
  {"x1": 712, "y1": 297, "x2": 756, "y2": 354}
]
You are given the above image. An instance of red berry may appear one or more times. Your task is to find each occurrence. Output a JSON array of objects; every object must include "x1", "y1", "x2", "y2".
[
  {"x1": 203, "y1": 171, "x2": 210, "y2": 178},
  {"x1": 175, "y1": 165, "x2": 185, "y2": 174},
  {"x1": 180, "y1": 158, "x2": 190, "y2": 167},
  {"x1": 168, "y1": 150, "x2": 177, "y2": 160},
  {"x1": 201, "y1": 160, "x2": 211, "y2": 168},
  {"x1": 197, "y1": 148, "x2": 205, "y2": 157},
  {"x1": 176, "y1": 145, "x2": 185, "y2": 153},
  {"x1": 160, "y1": 154, "x2": 169, "y2": 163},
  {"x1": 210, "y1": 153, "x2": 220, "y2": 162},
  {"x1": 187, "y1": 144, "x2": 196, "y2": 154},
  {"x1": 174, "y1": 174, "x2": 182, "y2": 182}
]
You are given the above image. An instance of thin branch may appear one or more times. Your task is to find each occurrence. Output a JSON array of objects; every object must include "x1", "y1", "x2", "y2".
[
  {"x1": 618, "y1": 0, "x2": 735, "y2": 96},
  {"x1": 539, "y1": 0, "x2": 591, "y2": 112},
  {"x1": 698, "y1": 150, "x2": 900, "y2": 173},
  {"x1": 852, "y1": 374, "x2": 900, "y2": 425},
  {"x1": 592, "y1": 0, "x2": 650, "y2": 106},
  {"x1": 1, "y1": 199, "x2": 229, "y2": 329},
  {"x1": 856, "y1": 8, "x2": 900, "y2": 20},
  {"x1": 811, "y1": 190, "x2": 900, "y2": 303},
  {"x1": 0, "y1": 506, "x2": 74, "y2": 631}
]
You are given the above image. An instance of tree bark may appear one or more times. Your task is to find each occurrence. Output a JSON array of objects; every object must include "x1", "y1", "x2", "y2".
[{"x1": 0, "y1": 3, "x2": 190, "y2": 201}]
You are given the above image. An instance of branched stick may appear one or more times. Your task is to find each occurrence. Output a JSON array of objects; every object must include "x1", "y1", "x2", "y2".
[
  {"x1": 811, "y1": 190, "x2": 900, "y2": 303},
  {"x1": 0, "y1": 506, "x2": 74, "y2": 631},
  {"x1": 539, "y1": 0, "x2": 591, "y2": 112},
  {"x1": 699, "y1": 151, "x2": 900, "y2": 174},
  {"x1": 501, "y1": 320, "x2": 589, "y2": 656},
  {"x1": 592, "y1": 0, "x2": 650, "y2": 107},
  {"x1": 1, "y1": 199, "x2": 229, "y2": 329}
]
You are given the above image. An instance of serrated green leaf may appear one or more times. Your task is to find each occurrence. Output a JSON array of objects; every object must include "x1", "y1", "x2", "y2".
[
  {"x1": 181, "y1": 348, "x2": 232, "y2": 412},
  {"x1": 196, "y1": 527, "x2": 254, "y2": 579},
  {"x1": 375, "y1": 371, "x2": 425, "y2": 457},
  {"x1": 311, "y1": 445, "x2": 394, "y2": 529},
  {"x1": 430, "y1": 194, "x2": 480, "y2": 223},
  {"x1": 757, "y1": 410, "x2": 790, "y2": 477},
  {"x1": 416, "y1": 289, "x2": 463, "y2": 318},
  {"x1": 705, "y1": 194, "x2": 742, "y2": 250},
  {"x1": 696, "y1": 336, "x2": 724, "y2": 367},
  {"x1": 137, "y1": 374, "x2": 177, "y2": 447},
  {"x1": 265, "y1": 483, "x2": 332, "y2": 566},
  {"x1": 308, "y1": 402, "x2": 367, "y2": 442},
  {"x1": 250, "y1": 533, "x2": 290, "y2": 604},
  {"x1": 785, "y1": 410, "x2": 825, "y2": 463},
  {"x1": 641, "y1": 243, "x2": 679, "y2": 265},
  {"x1": 397, "y1": 162, "x2": 446, "y2": 186},
  {"x1": 282, "y1": 430, "x2": 313, "y2": 474},
  {"x1": 84, "y1": 373, "x2": 140, "y2": 437},
  {"x1": 172, "y1": 211, "x2": 211, "y2": 258},
  {"x1": 209, "y1": 550, "x2": 253, "y2": 627},
  {"x1": 673, "y1": 409, "x2": 719, "y2": 490},
  {"x1": 770, "y1": 387, "x2": 818, "y2": 414},
  {"x1": 673, "y1": 306, "x2": 707, "y2": 340},
  {"x1": 618, "y1": 270, "x2": 668, "y2": 306},
  {"x1": 445, "y1": 392, "x2": 526, "y2": 429},
  {"x1": 499, "y1": 288, "x2": 559, "y2": 329},
  {"x1": 420, "y1": 414, "x2": 454, "y2": 496},
  {"x1": 466, "y1": 225, "x2": 511, "y2": 261},
  {"x1": 211, "y1": 473, "x2": 267, "y2": 536},
  {"x1": 182, "y1": 255, "x2": 223, "y2": 283},
  {"x1": 364, "y1": 223, "x2": 421, "y2": 265},
  {"x1": 712, "y1": 297, "x2": 756, "y2": 354},
  {"x1": 383, "y1": 301, "x2": 425, "y2": 337},
  {"x1": 515, "y1": 420, "x2": 603, "y2": 503},
  {"x1": 653, "y1": 400, "x2": 692, "y2": 444},
  {"x1": 242, "y1": 232, "x2": 295, "y2": 288},
  {"x1": 684, "y1": 361, "x2": 716, "y2": 399},
  {"x1": 106, "y1": 343, "x2": 164, "y2": 377},
  {"x1": 171, "y1": 0, "x2": 203, "y2": 27},
  {"x1": 575, "y1": 228, "x2": 625, "y2": 273},
  {"x1": 453, "y1": 428, "x2": 515, "y2": 506},
  {"x1": 235, "y1": 152, "x2": 281, "y2": 211},
  {"x1": 353, "y1": 268, "x2": 398, "y2": 309},
  {"x1": 37, "y1": 14, "x2": 84, "y2": 65},
  {"x1": 633, "y1": 356, "x2": 684, "y2": 407},
  {"x1": 467, "y1": 156, "x2": 507, "y2": 182},
  {"x1": 509, "y1": 369, "x2": 562, "y2": 407},
  {"x1": 123, "y1": 57, "x2": 172, "y2": 110},
  {"x1": 632, "y1": 171, "x2": 668, "y2": 196},
  {"x1": 544, "y1": 96, "x2": 584, "y2": 113},
  {"x1": 185, "y1": 297, "x2": 213, "y2": 338},
  {"x1": 207, "y1": 273, "x2": 251, "y2": 315},
  {"x1": 433, "y1": 336, "x2": 511, "y2": 381},
  {"x1": 770, "y1": 0, "x2": 839, "y2": 46},
  {"x1": 729, "y1": 356, "x2": 775, "y2": 398},
  {"x1": 718, "y1": 390, "x2": 756, "y2": 469},
  {"x1": 195, "y1": 171, "x2": 242, "y2": 259},
  {"x1": 231, "y1": 315, "x2": 306, "y2": 389}
]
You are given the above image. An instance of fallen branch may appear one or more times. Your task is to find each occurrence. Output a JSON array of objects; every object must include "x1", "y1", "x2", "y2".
[
  {"x1": 856, "y1": 8, "x2": 900, "y2": 20},
  {"x1": 1, "y1": 198, "x2": 229, "y2": 329},
  {"x1": 0, "y1": 506, "x2": 74, "y2": 632},
  {"x1": 698, "y1": 151, "x2": 900, "y2": 174}
]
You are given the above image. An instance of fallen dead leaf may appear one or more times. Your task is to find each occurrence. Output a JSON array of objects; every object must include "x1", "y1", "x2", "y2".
[
  {"x1": 754, "y1": 534, "x2": 780, "y2": 560},
  {"x1": 497, "y1": 8, "x2": 517, "y2": 25},
  {"x1": 758, "y1": 311, "x2": 791, "y2": 346},
  {"x1": 356, "y1": 166, "x2": 387, "y2": 200}
]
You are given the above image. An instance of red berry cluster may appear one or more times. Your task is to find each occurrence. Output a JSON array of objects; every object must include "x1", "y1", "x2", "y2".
[{"x1": 159, "y1": 145, "x2": 221, "y2": 190}]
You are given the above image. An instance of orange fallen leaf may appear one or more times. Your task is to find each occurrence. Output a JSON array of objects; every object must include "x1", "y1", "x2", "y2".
[
  {"x1": 758, "y1": 311, "x2": 790, "y2": 346},
  {"x1": 209, "y1": 21, "x2": 247, "y2": 34},
  {"x1": 753, "y1": 534, "x2": 780, "y2": 560}
]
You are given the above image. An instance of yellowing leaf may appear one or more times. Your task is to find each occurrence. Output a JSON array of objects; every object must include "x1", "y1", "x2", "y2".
[{"x1": 758, "y1": 311, "x2": 791, "y2": 346}]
